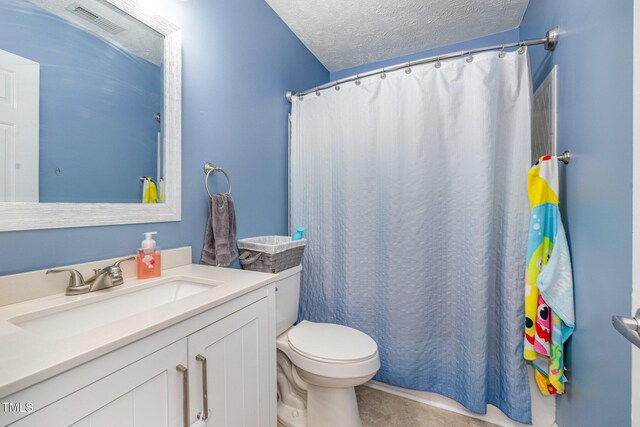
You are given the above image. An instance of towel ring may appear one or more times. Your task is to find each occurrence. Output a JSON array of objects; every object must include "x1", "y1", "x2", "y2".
[{"x1": 203, "y1": 162, "x2": 232, "y2": 197}]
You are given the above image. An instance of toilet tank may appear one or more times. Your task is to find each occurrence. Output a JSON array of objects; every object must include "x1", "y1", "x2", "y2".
[{"x1": 274, "y1": 266, "x2": 302, "y2": 335}]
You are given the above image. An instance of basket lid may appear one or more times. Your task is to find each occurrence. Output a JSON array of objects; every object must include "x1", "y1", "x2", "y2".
[{"x1": 237, "y1": 236, "x2": 306, "y2": 254}]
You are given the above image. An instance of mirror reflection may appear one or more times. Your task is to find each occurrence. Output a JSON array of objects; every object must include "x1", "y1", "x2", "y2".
[{"x1": 0, "y1": 0, "x2": 164, "y2": 203}]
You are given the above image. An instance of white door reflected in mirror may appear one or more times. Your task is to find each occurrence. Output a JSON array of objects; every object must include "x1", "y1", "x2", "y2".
[
  {"x1": 0, "y1": 0, "x2": 164, "y2": 204},
  {"x1": 0, "y1": 0, "x2": 181, "y2": 232},
  {"x1": 0, "y1": 49, "x2": 39, "y2": 202}
]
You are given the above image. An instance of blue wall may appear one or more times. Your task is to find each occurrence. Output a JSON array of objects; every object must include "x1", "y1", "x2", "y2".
[
  {"x1": 0, "y1": 0, "x2": 328, "y2": 275},
  {"x1": 521, "y1": 2, "x2": 633, "y2": 426},
  {"x1": 0, "y1": 0, "x2": 161, "y2": 203},
  {"x1": 1, "y1": 1, "x2": 632, "y2": 423},
  {"x1": 330, "y1": 29, "x2": 520, "y2": 81}
]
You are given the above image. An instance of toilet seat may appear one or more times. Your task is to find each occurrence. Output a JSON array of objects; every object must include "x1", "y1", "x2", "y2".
[
  {"x1": 277, "y1": 321, "x2": 380, "y2": 380},
  {"x1": 287, "y1": 321, "x2": 378, "y2": 364}
]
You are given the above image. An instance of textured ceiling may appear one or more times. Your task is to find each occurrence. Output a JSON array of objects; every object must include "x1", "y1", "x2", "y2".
[
  {"x1": 265, "y1": 0, "x2": 529, "y2": 71},
  {"x1": 27, "y1": 0, "x2": 163, "y2": 65}
]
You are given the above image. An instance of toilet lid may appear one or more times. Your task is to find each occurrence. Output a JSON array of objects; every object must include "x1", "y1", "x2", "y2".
[{"x1": 287, "y1": 321, "x2": 378, "y2": 363}]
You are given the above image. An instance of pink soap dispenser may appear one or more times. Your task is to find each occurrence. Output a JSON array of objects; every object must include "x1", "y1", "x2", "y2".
[{"x1": 137, "y1": 231, "x2": 162, "y2": 279}]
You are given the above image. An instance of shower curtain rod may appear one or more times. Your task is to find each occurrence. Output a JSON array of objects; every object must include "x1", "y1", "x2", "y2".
[{"x1": 286, "y1": 27, "x2": 559, "y2": 101}]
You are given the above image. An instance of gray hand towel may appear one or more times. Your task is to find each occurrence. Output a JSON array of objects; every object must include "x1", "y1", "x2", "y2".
[{"x1": 200, "y1": 193, "x2": 237, "y2": 266}]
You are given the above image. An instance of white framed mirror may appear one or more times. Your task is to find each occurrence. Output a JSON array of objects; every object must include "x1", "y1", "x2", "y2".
[{"x1": 0, "y1": 0, "x2": 181, "y2": 231}]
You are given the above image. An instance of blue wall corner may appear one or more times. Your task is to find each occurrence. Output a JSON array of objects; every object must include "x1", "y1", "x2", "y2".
[
  {"x1": 521, "y1": 2, "x2": 633, "y2": 426},
  {"x1": 0, "y1": 0, "x2": 328, "y2": 275}
]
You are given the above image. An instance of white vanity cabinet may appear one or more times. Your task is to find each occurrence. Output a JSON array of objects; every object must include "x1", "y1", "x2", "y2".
[
  {"x1": 10, "y1": 339, "x2": 188, "y2": 427},
  {"x1": 188, "y1": 297, "x2": 270, "y2": 426},
  {"x1": 2, "y1": 287, "x2": 276, "y2": 427}
]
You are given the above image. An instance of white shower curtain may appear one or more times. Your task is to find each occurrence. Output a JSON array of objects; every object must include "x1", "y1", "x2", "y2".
[{"x1": 290, "y1": 49, "x2": 532, "y2": 423}]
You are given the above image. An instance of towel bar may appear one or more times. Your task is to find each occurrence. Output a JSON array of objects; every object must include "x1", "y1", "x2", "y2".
[
  {"x1": 557, "y1": 150, "x2": 571, "y2": 165},
  {"x1": 204, "y1": 162, "x2": 232, "y2": 197}
]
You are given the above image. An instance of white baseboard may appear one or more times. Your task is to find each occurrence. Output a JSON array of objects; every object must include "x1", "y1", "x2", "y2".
[{"x1": 365, "y1": 366, "x2": 556, "y2": 427}]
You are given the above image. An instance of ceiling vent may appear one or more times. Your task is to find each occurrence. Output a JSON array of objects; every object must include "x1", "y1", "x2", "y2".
[{"x1": 65, "y1": 2, "x2": 125, "y2": 35}]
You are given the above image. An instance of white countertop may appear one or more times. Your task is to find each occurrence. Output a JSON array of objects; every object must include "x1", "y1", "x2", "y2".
[{"x1": 0, "y1": 264, "x2": 278, "y2": 397}]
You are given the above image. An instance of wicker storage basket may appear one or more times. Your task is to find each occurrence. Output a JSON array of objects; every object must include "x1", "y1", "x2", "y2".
[{"x1": 237, "y1": 236, "x2": 306, "y2": 273}]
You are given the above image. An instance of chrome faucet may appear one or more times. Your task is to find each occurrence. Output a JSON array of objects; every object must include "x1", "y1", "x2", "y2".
[{"x1": 47, "y1": 256, "x2": 135, "y2": 296}]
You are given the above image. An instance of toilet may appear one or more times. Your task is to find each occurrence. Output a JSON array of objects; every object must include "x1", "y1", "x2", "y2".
[{"x1": 275, "y1": 266, "x2": 380, "y2": 427}]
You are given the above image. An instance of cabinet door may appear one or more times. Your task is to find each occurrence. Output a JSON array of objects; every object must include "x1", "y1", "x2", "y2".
[
  {"x1": 188, "y1": 298, "x2": 271, "y2": 427},
  {"x1": 11, "y1": 339, "x2": 188, "y2": 427}
]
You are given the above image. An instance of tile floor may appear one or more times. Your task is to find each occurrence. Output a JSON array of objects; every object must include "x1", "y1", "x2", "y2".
[
  {"x1": 356, "y1": 386, "x2": 497, "y2": 427},
  {"x1": 277, "y1": 386, "x2": 497, "y2": 427}
]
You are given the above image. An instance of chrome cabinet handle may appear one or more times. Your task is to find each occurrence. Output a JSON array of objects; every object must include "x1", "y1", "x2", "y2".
[
  {"x1": 196, "y1": 354, "x2": 209, "y2": 421},
  {"x1": 176, "y1": 364, "x2": 189, "y2": 427},
  {"x1": 612, "y1": 308, "x2": 640, "y2": 349}
]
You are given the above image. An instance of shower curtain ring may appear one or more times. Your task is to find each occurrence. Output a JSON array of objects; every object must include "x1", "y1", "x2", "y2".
[
  {"x1": 435, "y1": 56, "x2": 442, "y2": 69},
  {"x1": 380, "y1": 67, "x2": 387, "y2": 79},
  {"x1": 405, "y1": 61, "x2": 412, "y2": 74},
  {"x1": 465, "y1": 51, "x2": 474, "y2": 63},
  {"x1": 499, "y1": 44, "x2": 506, "y2": 58},
  {"x1": 355, "y1": 74, "x2": 361, "y2": 86},
  {"x1": 518, "y1": 41, "x2": 526, "y2": 55}
]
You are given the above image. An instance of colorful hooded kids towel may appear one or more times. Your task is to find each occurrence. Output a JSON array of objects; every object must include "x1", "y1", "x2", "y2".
[{"x1": 524, "y1": 156, "x2": 575, "y2": 395}]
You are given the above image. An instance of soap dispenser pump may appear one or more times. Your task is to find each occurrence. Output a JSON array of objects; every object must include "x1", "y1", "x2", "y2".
[{"x1": 137, "y1": 231, "x2": 162, "y2": 279}]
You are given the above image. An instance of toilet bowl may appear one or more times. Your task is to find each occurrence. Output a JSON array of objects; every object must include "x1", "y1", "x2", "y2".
[{"x1": 274, "y1": 267, "x2": 380, "y2": 427}]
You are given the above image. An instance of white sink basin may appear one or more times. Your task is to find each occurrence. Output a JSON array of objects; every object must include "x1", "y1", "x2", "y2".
[{"x1": 9, "y1": 279, "x2": 217, "y2": 339}]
